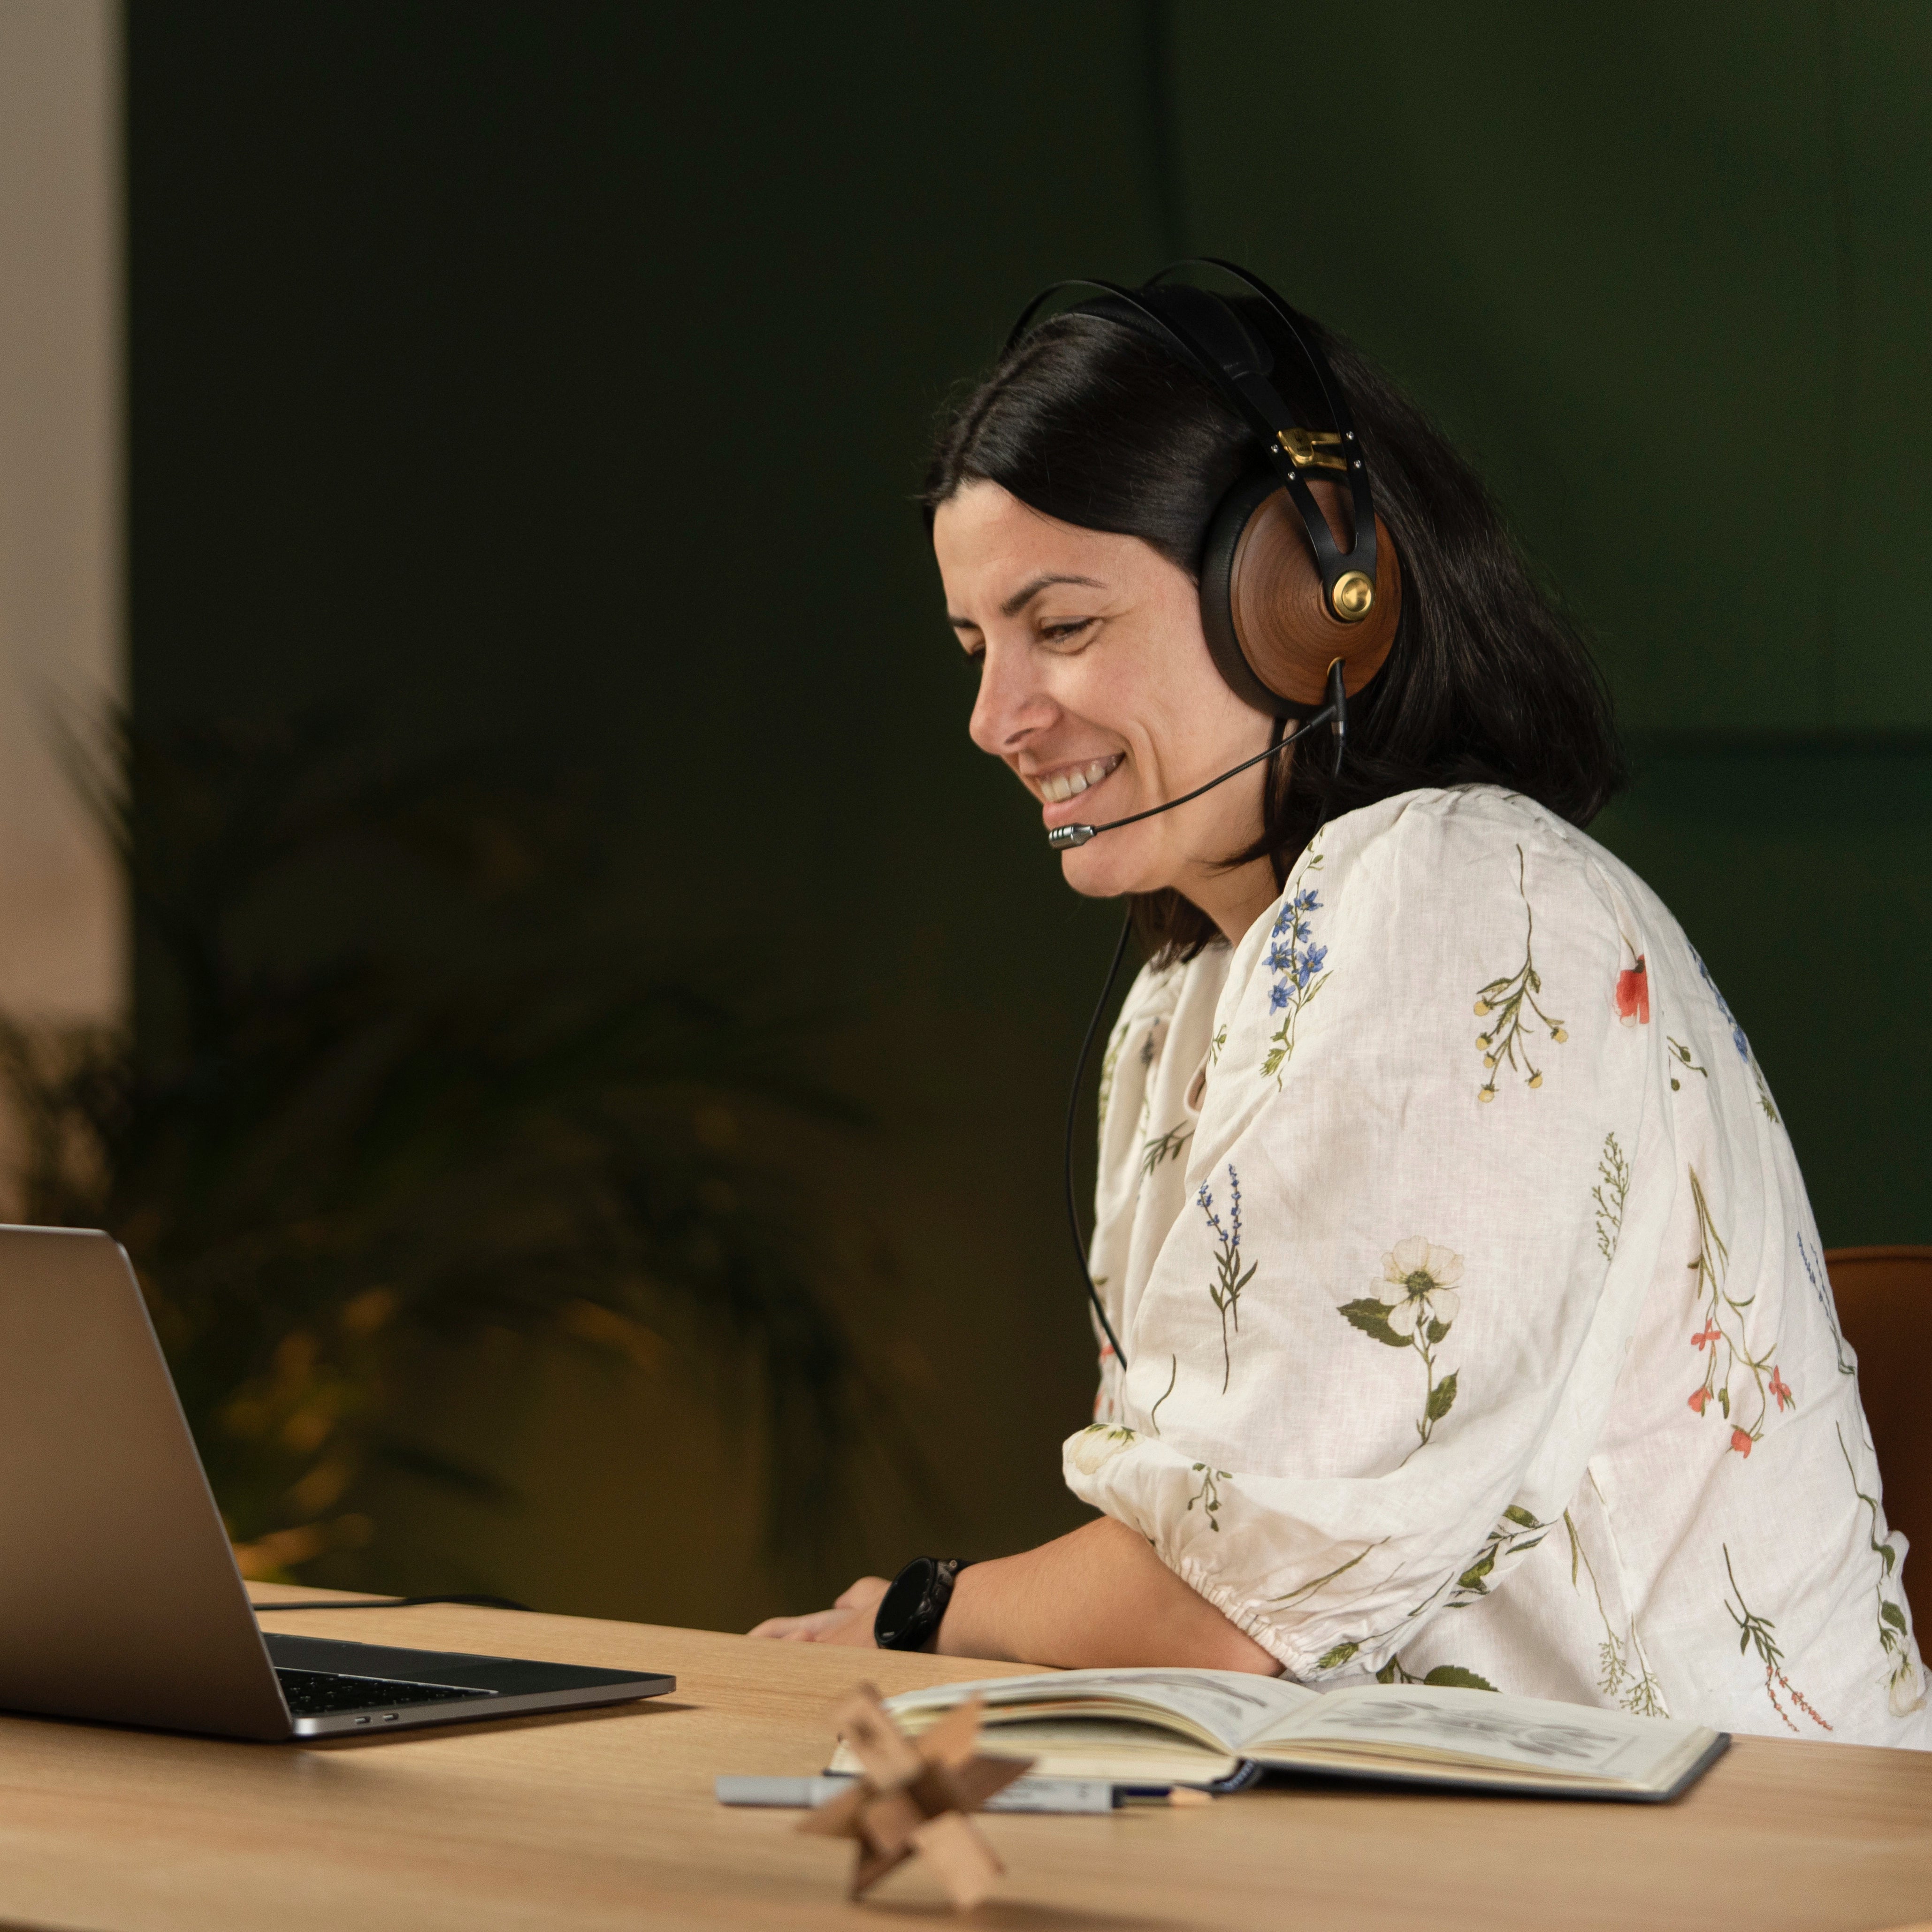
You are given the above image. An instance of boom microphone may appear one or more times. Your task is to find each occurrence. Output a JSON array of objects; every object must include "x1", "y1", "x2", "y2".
[{"x1": 1045, "y1": 658, "x2": 1347, "y2": 852}]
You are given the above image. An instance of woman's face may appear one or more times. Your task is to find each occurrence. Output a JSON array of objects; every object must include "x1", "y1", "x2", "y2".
[{"x1": 934, "y1": 480, "x2": 1278, "y2": 937}]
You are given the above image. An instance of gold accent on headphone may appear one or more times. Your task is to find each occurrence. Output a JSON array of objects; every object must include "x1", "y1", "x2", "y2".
[
  {"x1": 1329, "y1": 571, "x2": 1375, "y2": 622},
  {"x1": 1275, "y1": 427, "x2": 1349, "y2": 473}
]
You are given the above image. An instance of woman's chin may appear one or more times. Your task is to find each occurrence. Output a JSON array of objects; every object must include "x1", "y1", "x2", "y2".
[{"x1": 1057, "y1": 838, "x2": 1158, "y2": 902}]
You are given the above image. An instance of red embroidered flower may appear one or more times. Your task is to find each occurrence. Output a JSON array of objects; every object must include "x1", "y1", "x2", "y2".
[
  {"x1": 1770, "y1": 1366, "x2": 1793, "y2": 1412},
  {"x1": 1731, "y1": 1427, "x2": 1753, "y2": 1457},
  {"x1": 1692, "y1": 1322, "x2": 1722, "y2": 1351},
  {"x1": 1688, "y1": 1388, "x2": 1709, "y2": 1414},
  {"x1": 1614, "y1": 955, "x2": 1650, "y2": 1026}
]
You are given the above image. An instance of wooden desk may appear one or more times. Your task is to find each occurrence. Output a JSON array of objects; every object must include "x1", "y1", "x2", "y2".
[{"x1": 0, "y1": 1589, "x2": 1924, "y2": 1931}]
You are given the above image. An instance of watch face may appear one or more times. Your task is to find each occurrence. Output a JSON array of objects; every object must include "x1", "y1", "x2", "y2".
[{"x1": 876, "y1": 1560, "x2": 936, "y2": 1648}]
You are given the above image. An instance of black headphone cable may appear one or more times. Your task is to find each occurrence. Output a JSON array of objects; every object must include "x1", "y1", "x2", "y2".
[
  {"x1": 1063, "y1": 909, "x2": 1137, "y2": 1370},
  {"x1": 1059, "y1": 661, "x2": 1349, "y2": 1380}
]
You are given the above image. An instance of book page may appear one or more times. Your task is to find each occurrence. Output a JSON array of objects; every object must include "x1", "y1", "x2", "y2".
[
  {"x1": 833, "y1": 1719, "x2": 1241, "y2": 1787},
  {"x1": 1260, "y1": 1686, "x2": 1711, "y2": 1786},
  {"x1": 885, "y1": 1668, "x2": 1321, "y2": 1752}
]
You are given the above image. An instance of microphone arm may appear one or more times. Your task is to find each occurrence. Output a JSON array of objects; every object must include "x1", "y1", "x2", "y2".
[{"x1": 1046, "y1": 659, "x2": 1347, "y2": 852}]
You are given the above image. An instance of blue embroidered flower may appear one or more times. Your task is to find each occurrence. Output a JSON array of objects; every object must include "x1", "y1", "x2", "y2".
[
  {"x1": 1196, "y1": 1179, "x2": 1229, "y2": 1245},
  {"x1": 1198, "y1": 1165, "x2": 1243, "y2": 1247},
  {"x1": 1197, "y1": 1166, "x2": 1253, "y2": 1392},
  {"x1": 1692, "y1": 949, "x2": 1752, "y2": 1061},
  {"x1": 1260, "y1": 862, "x2": 1333, "y2": 1083},
  {"x1": 1271, "y1": 888, "x2": 1320, "y2": 937}
]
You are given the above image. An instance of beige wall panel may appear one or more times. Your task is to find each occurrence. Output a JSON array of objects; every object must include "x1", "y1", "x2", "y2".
[{"x1": 0, "y1": 0, "x2": 122, "y2": 1023}]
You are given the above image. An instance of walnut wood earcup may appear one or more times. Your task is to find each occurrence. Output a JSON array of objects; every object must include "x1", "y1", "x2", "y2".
[{"x1": 1199, "y1": 471, "x2": 1403, "y2": 717}]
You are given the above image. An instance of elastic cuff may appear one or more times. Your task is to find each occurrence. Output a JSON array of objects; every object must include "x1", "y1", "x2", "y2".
[{"x1": 1171, "y1": 1550, "x2": 1302, "y2": 1676}]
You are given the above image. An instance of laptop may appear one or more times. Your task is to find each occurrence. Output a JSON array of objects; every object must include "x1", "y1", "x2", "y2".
[{"x1": 0, "y1": 1224, "x2": 674, "y2": 1739}]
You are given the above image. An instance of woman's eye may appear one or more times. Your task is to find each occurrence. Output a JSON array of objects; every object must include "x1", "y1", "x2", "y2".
[{"x1": 1041, "y1": 618, "x2": 1097, "y2": 645}]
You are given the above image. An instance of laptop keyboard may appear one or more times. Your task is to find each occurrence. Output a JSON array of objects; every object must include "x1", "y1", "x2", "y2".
[{"x1": 275, "y1": 1666, "x2": 487, "y2": 1717}]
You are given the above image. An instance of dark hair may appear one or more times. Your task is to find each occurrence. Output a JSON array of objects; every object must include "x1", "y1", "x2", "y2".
[{"x1": 923, "y1": 301, "x2": 1625, "y2": 959}]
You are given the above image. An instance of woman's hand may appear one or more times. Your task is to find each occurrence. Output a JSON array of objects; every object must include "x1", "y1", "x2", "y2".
[{"x1": 747, "y1": 1574, "x2": 890, "y2": 1645}]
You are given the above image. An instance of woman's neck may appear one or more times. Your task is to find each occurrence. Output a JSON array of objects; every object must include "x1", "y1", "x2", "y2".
[{"x1": 1186, "y1": 853, "x2": 1285, "y2": 949}]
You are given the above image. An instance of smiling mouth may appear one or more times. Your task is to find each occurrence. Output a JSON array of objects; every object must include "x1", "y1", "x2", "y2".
[{"x1": 1035, "y1": 755, "x2": 1123, "y2": 805}]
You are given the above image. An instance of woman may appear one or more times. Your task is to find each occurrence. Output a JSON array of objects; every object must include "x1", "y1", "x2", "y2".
[{"x1": 751, "y1": 277, "x2": 1927, "y2": 1746}]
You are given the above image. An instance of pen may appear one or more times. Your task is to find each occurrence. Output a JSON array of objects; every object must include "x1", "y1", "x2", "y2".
[{"x1": 715, "y1": 1773, "x2": 1209, "y2": 1814}]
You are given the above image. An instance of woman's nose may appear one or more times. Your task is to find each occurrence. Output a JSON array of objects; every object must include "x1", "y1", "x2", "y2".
[{"x1": 967, "y1": 642, "x2": 1053, "y2": 758}]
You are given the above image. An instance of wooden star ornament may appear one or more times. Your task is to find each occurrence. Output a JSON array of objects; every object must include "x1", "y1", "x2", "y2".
[{"x1": 797, "y1": 1684, "x2": 1033, "y2": 1908}]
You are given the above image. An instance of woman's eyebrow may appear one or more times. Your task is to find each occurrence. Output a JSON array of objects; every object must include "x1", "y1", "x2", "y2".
[
  {"x1": 945, "y1": 573, "x2": 1108, "y2": 630},
  {"x1": 998, "y1": 573, "x2": 1106, "y2": 618}
]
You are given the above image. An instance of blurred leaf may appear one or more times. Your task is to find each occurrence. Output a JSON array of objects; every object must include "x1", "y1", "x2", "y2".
[
  {"x1": 2, "y1": 707, "x2": 937, "y2": 1591},
  {"x1": 371, "y1": 1439, "x2": 522, "y2": 1505}
]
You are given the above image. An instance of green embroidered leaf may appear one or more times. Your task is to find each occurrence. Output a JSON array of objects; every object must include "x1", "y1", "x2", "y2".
[
  {"x1": 1375, "y1": 1659, "x2": 1399, "y2": 1684},
  {"x1": 1717, "y1": 1386, "x2": 1731, "y2": 1419},
  {"x1": 1457, "y1": 1549, "x2": 1496, "y2": 1594},
  {"x1": 1422, "y1": 1666, "x2": 1497, "y2": 1692},
  {"x1": 1883, "y1": 1601, "x2": 1909, "y2": 1633},
  {"x1": 1314, "y1": 1641, "x2": 1359, "y2": 1671},
  {"x1": 1882, "y1": 1544, "x2": 1898, "y2": 1575},
  {"x1": 1426, "y1": 1317, "x2": 1452, "y2": 1345},
  {"x1": 1337, "y1": 1298, "x2": 1408, "y2": 1348},
  {"x1": 1503, "y1": 1505, "x2": 1542, "y2": 1528},
  {"x1": 1427, "y1": 1371, "x2": 1459, "y2": 1423}
]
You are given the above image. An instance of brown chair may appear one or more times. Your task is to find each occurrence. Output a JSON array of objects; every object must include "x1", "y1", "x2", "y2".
[{"x1": 1826, "y1": 1246, "x2": 1932, "y2": 1627}]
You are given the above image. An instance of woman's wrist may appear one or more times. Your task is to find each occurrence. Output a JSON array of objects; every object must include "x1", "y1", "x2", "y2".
[{"x1": 930, "y1": 1555, "x2": 1000, "y2": 1658}]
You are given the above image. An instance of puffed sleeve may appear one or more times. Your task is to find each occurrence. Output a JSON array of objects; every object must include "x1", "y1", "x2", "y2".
[{"x1": 1063, "y1": 791, "x2": 1669, "y2": 1680}]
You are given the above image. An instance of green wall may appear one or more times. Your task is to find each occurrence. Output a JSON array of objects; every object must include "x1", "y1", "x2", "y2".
[
  {"x1": 128, "y1": 3, "x2": 1930, "y2": 1627},
  {"x1": 1162, "y1": 4, "x2": 1932, "y2": 1246}
]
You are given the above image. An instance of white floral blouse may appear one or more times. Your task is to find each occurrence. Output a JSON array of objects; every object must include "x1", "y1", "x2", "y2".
[{"x1": 1064, "y1": 785, "x2": 1928, "y2": 1747}]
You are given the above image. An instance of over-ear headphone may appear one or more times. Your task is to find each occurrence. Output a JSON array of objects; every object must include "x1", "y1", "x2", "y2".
[{"x1": 1003, "y1": 260, "x2": 1402, "y2": 724}]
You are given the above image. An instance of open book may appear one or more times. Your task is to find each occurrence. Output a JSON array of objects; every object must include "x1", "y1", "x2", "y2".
[{"x1": 831, "y1": 1668, "x2": 1727, "y2": 1802}]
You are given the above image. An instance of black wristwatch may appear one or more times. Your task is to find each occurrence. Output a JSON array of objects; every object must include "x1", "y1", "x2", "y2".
[{"x1": 873, "y1": 1556, "x2": 970, "y2": 1652}]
